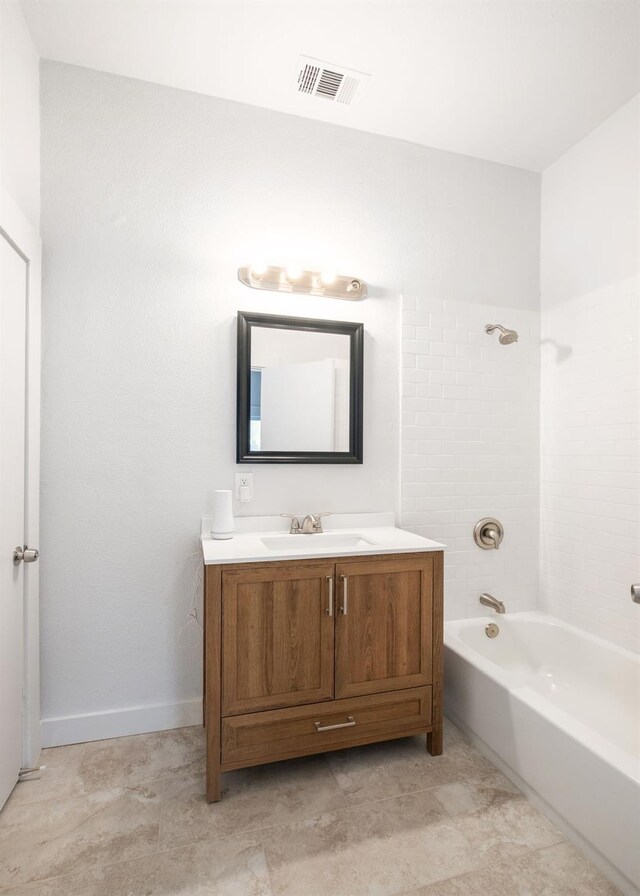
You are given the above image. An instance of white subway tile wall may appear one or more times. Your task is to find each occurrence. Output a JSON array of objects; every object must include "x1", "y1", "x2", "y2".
[
  {"x1": 540, "y1": 279, "x2": 640, "y2": 652},
  {"x1": 401, "y1": 298, "x2": 540, "y2": 620}
]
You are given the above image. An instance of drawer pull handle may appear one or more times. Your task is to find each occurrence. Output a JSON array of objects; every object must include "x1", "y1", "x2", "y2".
[
  {"x1": 326, "y1": 576, "x2": 333, "y2": 616},
  {"x1": 339, "y1": 574, "x2": 348, "y2": 615},
  {"x1": 315, "y1": 715, "x2": 355, "y2": 733}
]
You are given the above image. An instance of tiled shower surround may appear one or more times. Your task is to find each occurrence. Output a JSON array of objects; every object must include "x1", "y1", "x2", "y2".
[
  {"x1": 540, "y1": 280, "x2": 640, "y2": 652},
  {"x1": 400, "y1": 298, "x2": 540, "y2": 621}
]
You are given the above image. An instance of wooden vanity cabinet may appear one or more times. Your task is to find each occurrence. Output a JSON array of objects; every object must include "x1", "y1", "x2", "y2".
[
  {"x1": 221, "y1": 561, "x2": 335, "y2": 715},
  {"x1": 204, "y1": 550, "x2": 443, "y2": 801}
]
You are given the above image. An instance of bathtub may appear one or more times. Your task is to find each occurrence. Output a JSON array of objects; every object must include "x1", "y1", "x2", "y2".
[{"x1": 444, "y1": 611, "x2": 640, "y2": 895}]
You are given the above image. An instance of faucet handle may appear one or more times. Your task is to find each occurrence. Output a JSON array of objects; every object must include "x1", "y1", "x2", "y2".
[
  {"x1": 280, "y1": 513, "x2": 301, "y2": 533},
  {"x1": 484, "y1": 527, "x2": 500, "y2": 550},
  {"x1": 473, "y1": 518, "x2": 504, "y2": 551},
  {"x1": 312, "y1": 512, "x2": 331, "y2": 533}
]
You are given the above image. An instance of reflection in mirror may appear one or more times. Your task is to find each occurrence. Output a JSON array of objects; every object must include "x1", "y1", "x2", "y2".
[
  {"x1": 237, "y1": 312, "x2": 364, "y2": 464},
  {"x1": 249, "y1": 327, "x2": 351, "y2": 452}
]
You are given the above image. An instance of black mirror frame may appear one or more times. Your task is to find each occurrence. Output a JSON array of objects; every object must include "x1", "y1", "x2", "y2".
[{"x1": 236, "y1": 311, "x2": 364, "y2": 464}]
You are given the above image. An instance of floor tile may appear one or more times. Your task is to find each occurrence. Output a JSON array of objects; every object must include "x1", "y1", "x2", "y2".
[
  {"x1": 404, "y1": 841, "x2": 621, "y2": 895},
  {"x1": 6, "y1": 744, "x2": 88, "y2": 809},
  {"x1": 0, "y1": 783, "x2": 161, "y2": 889},
  {"x1": 453, "y1": 794, "x2": 566, "y2": 862},
  {"x1": 261, "y1": 788, "x2": 482, "y2": 896},
  {"x1": 0, "y1": 722, "x2": 622, "y2": 896},
  {"x1": 429, "y1": 769, "x2": 521, "y2": 816},
  {"x1": 327, "y1": 721, "x2": 494, "y2": 807},
  {"x1": 76, "y1": 726, "x2": 205, "y2": 794},
  {"x1": 158, "y1": 754, "x2": 347, "y2": 850},
  {"x1": 326, "y1": 739, "x2": 406, "y2": 805},
  {"x1": 0, "y1": 833, "x2": 272, "y2": 896}
]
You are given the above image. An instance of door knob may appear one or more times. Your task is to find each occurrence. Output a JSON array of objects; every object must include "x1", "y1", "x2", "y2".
[{"x1": 13, "y1": 546, "x2": 39, "y2": 564}]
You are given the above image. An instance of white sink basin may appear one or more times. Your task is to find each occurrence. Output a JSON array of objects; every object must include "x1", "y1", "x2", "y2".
[{"x1": 261, "y1": 533, "x2": 375, "y2": 552}]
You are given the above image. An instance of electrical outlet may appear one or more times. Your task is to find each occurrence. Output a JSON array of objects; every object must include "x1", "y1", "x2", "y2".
[{"x1": 235, "y1": 472, "x2": 253, "y2": 501}]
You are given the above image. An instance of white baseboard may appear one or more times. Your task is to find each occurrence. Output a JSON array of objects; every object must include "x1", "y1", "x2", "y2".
[{"x1": 41, "y1": 699, "x2": 203, "y2": 748}]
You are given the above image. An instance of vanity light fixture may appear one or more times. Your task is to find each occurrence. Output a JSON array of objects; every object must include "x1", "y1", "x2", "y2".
[
  {"x1": 285, "y1": 264, "x2": 303, "y2": 283},
  {"x1": 238, "y1": 264, "x2": 367, "y2": 301}
]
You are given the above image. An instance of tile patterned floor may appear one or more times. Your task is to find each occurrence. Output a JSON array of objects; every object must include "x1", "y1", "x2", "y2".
[{"x1": 0, "y1": 720, "x2": 620, "y2": 896}]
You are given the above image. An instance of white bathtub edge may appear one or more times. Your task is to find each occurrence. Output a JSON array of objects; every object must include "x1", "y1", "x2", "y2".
[
  {"x1": 444, "y1": 611, "x2": 640, "y2": 784},
  {"x1": 446, "y1": 708, "x2": 640, "y2": 896}
]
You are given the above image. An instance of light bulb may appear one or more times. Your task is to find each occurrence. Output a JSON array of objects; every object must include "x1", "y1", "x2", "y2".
[
  {"x1": 286, "y1": 265, "x2": 302, "y2": 282},
  {"x1": 320, "y1": 271, "x2": 336, "y2": 286},
  {"x1": 250, "y1": 261, "x2": 267, "y2": 278}
]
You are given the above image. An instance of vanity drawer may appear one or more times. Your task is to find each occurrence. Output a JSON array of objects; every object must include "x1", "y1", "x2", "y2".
[{"x1": 221, "y1": 686, "x2": 432, "y2": 769}]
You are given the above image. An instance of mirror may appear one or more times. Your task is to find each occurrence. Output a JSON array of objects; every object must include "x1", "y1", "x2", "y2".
[{"x1": 237, "y1": 311, "x2": 364, "y2": 463}]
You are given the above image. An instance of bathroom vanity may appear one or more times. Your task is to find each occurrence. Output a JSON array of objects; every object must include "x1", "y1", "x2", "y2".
[{"x1": 201, "y1": 514, "x2": 444, "y2": 801}]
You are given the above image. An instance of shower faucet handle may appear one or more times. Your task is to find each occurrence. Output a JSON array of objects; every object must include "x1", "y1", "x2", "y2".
[
  {"x1": 484, "y1": 527, "x2": 501, "y2": 549},
  {"x1": 473, "y1": 518, "x2": 504, "y2": 551}
]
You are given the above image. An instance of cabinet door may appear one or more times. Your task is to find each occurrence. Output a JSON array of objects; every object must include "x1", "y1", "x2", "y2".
[
  {"x1": 335, "y1": 556, "x2": 433, "y2": 699},
  {"x1": 222, "y1": 561, "x2": 335, "y2": 716}
]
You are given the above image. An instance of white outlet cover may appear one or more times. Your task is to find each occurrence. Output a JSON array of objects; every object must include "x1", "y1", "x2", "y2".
[{"x1": 235, "y1": 472, "x2": 253, "y2": 499}]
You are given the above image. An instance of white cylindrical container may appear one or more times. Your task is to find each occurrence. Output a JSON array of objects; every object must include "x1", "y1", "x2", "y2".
[{"x1": 211, "y1": 490, "x2": 234, "y2": 540}]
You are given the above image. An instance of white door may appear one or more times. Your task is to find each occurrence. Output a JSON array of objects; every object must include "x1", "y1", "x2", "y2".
[
  {"x1": 260, "y1": 359, "x2": 335, "y2": 451},
  {"x1": 0, "y1": 233, "x2": 28, "y2": 809}
]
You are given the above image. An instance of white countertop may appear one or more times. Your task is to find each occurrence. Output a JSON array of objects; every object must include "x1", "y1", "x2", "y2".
[{"x1": 200, "y1": 512, "x2": 445, "y2": 565}]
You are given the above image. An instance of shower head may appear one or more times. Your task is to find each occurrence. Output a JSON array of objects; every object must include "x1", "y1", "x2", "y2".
[{"x1": 485, "y1": 323, "x2": 519, "y2": 345}]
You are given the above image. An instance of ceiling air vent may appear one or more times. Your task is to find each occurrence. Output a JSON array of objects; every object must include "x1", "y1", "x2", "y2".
[{"x1": 295, "y1": 56, "x2": 370, "y2": 105}]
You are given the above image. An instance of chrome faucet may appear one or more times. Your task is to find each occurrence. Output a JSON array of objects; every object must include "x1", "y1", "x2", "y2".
[
  {"x1": 301, "y1": 513, "x2": 331, "y2": 534},
  {"x1": 280, "y1": 513, "x2": 302, "y2": 534},
  {"x1": 479, "y1": 593, "x2": 505, "y2": 614},
  {"x1": 281, "y1": 512, "x2": 331, "y2": 534}
]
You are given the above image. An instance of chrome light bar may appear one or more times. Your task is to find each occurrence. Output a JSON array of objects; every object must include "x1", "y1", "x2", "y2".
[{"x1": 238, "y1": 264, "x2": 367, "y2": 301}]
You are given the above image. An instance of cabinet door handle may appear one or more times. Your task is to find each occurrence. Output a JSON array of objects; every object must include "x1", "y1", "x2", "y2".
[
  {"x1": 339, "y1": 575, "x2": 348, "y2": 615},
  {"x1": 315, "y1": 715, "x2": 355, "y2": 732},
  {"x1": 325, "y1": 576, "x2": 334, "y2": 616}
]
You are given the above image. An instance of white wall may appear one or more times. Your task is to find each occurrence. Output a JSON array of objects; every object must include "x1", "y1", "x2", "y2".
[
  {"x1": 39, "y1": 61, "x2": 541, "y2": 741},
  {"x1": 540, "y1": 96, "x2": 640, "y2": 652},
  {"x1": 401, "y1": 300, "x2": 541, "y2": 621},
  {"x1": 0, "y1": 0, "x2": 40, "y2": 228},
  {"x1": 251, "y1": 328, "x2": 349, "y2": 367}
]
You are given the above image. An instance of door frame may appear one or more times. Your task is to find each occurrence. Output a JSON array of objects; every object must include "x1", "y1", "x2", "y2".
[{"x1": 1, "y1": 187, "x2": 41, "y2": 767}]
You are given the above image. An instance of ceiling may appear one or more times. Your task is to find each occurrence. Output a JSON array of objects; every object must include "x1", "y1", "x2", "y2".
[{"x1": 21, "y1": 0, "x2": 640, "y2": 171}]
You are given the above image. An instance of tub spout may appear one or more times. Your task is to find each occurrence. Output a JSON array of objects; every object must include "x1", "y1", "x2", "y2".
[{"x1": 479, "y1": 593, "x2": 505, "y2": 614}]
